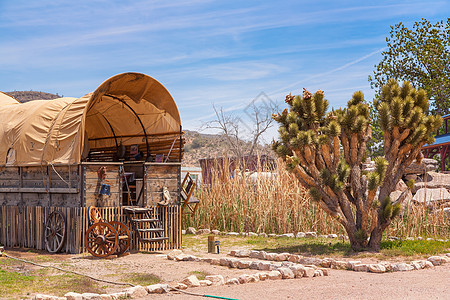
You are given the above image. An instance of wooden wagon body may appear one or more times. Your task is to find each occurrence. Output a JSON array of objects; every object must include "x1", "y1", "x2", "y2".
[{"x1": 0, "y1": 73, "x2": 184, "y2": 253}]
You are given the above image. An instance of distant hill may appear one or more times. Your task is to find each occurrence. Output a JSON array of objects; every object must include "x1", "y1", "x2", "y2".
[
  {"x1": 183, "y1": 130, "x2": 274, "y2": 167},
  {"x1": 5, "y1": 91, "x2": 61, "y2": 103}
]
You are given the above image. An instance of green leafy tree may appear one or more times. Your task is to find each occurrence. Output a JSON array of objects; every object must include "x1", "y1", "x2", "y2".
[
  {"x1": 369, "y1": 18, "x2": 450, "y2": 115},
  {"x1": 272, "y1": 80, "x2": 442, "y2": 251}
]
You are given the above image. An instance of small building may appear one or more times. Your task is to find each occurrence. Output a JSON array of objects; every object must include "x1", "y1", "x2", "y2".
[
  {"x1": 199, "y1": 155, "x2": 275, "y2": 185},
  {"x1": 422, "y1": 113, "x2": 450, "y2": 172},
  {"x1": 0, "y1": 72, "x2": 184, "y2": 253},
  {"x1": 181, "y1": 166, "x2": 202, "y2": 188}
]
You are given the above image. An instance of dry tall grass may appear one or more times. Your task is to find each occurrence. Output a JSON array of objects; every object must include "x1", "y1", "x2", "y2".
[{"x1": 184, "y1": 158, "x2": 449, "y2": 238}]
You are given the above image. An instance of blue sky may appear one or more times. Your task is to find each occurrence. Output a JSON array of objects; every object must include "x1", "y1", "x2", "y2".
[{"x1": 1, "y1": 0, "x2": 449, "y2": 143}]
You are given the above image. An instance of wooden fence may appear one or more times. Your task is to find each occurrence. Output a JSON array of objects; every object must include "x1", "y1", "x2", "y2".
[{"x1": 0, "y1": 205, "x2": 182, "y2": 253}]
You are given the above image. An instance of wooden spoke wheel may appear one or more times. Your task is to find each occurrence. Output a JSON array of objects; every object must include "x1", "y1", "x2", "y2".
[
  {"x1": 45, "y1": 211, "x2": 66, "y2": 253},
  {"x1": 85, "y1": 222, "x2": 119, "y2": 258},
  {"x1": 110, "y1": 221, "x2": 131, "y2": 255}
]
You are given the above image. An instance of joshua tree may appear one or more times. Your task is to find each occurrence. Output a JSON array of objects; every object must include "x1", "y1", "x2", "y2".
[{"x1": 272, "y1": 80, "x2": 442, "y2": 251}]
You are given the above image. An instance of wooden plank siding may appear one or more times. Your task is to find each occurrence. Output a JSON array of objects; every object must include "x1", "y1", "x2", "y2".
[{"x1": 0, "y1": 205, "x2": 181, "y2": 253}]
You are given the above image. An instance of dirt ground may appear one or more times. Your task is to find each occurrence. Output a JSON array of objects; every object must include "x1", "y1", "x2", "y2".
[
  {"x1": 2, "y1": 247, "x2": 450, "y2": 300},
  {"x1": 149, "y1": 264, "x2": 450, "y2": 300}
]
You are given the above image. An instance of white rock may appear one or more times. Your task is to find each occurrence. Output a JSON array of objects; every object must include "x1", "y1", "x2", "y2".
[
  {"x1": 238, "y1": 274, "x2": 251, "y2": 284},
  {"x1": 288, "y1": 254, "x2": 300, "y2": 263},
  {"x1": 266, "y1": 253, "x2": 277, "y2": 261},
  {"x1": 331, "y1": 260, "x2": 348, "y2": 270},
  {"x1": 368, "y1": 264, "x2": 386, "y2": 273},
  {"x1": 353, "y1": 264, "x2": 368, "y2": 272},
  {"x1": 210, "y1": 258, "x2": 221, "y2": 265},
  {"x1": 295, "y1": 232, "x2": 306, "y2": 238},
  {"x1": 424, "y1": 261, "x2": 435, "y2": 268},
  {"x1": 281, "y1": 233, "x2": 295, "y2": 238},
  {"x1": 305, "y1": 232, "x2": 317, "y2": 238},
  {"x1": 413, "y1": 188, "x2": 450, "y2": 205},
  {"x1": 257, "y1": 261, "x2": 272, "y2": 271},
  {"x1": 278, "y1": 267, "x2": 295, "y2": 279},
  {"x1": 237, "y1": 260, "x2": 251, "y2": 269},
  {"x1": 289, "y1": 265, "x2": 305, "y2": 278},
  {"x1": 303, "y1": 267, "x2": 316, "y2": 277},
  {"x1": 125, "y1": 286, "x2": 148, "y2": 298},
  {"x1": 248, "y1": 232, "x2": 258, "y2": 237},
  {"x1": 249, "y1": 261, "x2": 259, "y2": 269},
  {"x1": 181, "y1": 229, "x2": 186, "y2": 234},
  {"x1": 274, "y1": 253, "x2": 289, "y2": 261},
  {"x1": 319, "y1": 268, "x2": 329, "y2": 276},
  {"x1": 205, "y1": 275, "x2": 225, "y2": 286},
  {"x1": 327, "y1": 234, "x2": 338, "y2": 238},
  {"x1": 182, "y1": 275, "x2": 201, "y2": 287},
  {"x1": 257, "y1": 251, "x2": 268, "y2": 260},
  {"x1": 428, "y1": 256, "x2": 448, "y2": 266},
  {"x1": 249, "y1": 274, "x2": 260, "y2": 283},
  {"x1": 249, "y1": 250, "x2": 260, "y2": 258},
  {"x1": 313, "y1": 270, "x2": 324, "y2": 277},
  {"x1": 267, "y1": 270, "x2": 282, "y2": 280},
  {"x1": 219, "y1": 257, "x2": 231, "y2": 267},
  {"x1": 320, "y1": 258, "x2": 333, "y2": 268},
  {"x1": 226, "y1": 232, "x2": 239, "y2": 236},
  {"x1": 173, "y1": 283, "x2": 188, "y2": 290},
  {"x1": 256, "y1": 272, "x2": 269, "y2": 281},
  {"x1": 186, "y1": 227, "x2": 197, "y2": 234},
  {"x1": 197, "y1": 228, "x2": 211, "y2": 235},
  {"x1": 225, "y1": 278, "x2": 240, "y2": 285},
  {"x1": 393, "y1": 263, "x2": 414, "y2": 272},
  {"x1": 100, "y1": 295, "x2": 112, "y2": 300},
  {"x1": 81, "y1": 293, "x2": 102, "y2": 300},
  {"x1": 108, "y1": 293, "x2": 127, "y2": 300},
  {"x1": 228, "y1": 249, "x2": 237, "y2": 256},
  {"x1": 235, "y1": 249, "x2": 251, "y2": 257},
  {"x1": 268, "y1": 233, "x2": 277, "y2": 237},
  {"x1": 199, "y1": 280, "x2": 212, "y2": 286},
  {"x1": 346, "y1": 261, "x2": 361, "y2": 270},
  {"x1": 146, "y1": 284, "x2": 169, "y2": 294},
  {"x1": 211, "y1": 230, "x2": 221, "y2": 235},
  {"x1": 65, "y1": 293, "x2": 83, "y2": 300},
  {"x1": 259, "y1": 232, "x2": 268, "y2": 237},
  {"x1": 229, "y1": 258, "x2": 240, "y2": 268},
  {"x1": 167, "y1": 249, "x2": 183, "y2": 260},
  {"x1": 34, "y1": 295, "x2": 59, "y2": 300},
  {"x1": 299, "y1": 257, "x2": 322, "y2": 265}
]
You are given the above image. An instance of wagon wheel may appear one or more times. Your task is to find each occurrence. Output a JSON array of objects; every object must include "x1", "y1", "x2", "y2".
[
  {"x1": 85, "y1": 222, "x2": 119, "y2": 258},
  {"x1": 45, "y1": 211, "x2": 66, "y2": 253},
  {"x1": 110, "y1": 221, "x2": 131, "y2": 255}
]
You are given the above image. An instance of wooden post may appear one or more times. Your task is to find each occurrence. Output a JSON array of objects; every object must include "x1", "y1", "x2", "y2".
[{"x1": 208, "y1": 235, "x2": 215, "y2": 253}]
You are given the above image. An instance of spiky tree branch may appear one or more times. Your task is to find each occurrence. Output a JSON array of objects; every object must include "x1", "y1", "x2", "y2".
[{"x1": 273, "y1": 80, "x2": 442, "y2": 251}]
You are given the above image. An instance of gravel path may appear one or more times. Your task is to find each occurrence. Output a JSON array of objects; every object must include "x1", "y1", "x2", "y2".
[{"x1": 146, "y1": 264, "x2": 450, "y2": 300}]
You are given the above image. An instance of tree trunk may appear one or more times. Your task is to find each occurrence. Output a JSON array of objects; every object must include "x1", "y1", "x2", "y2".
[{"x1": 367, "y1": 225, "x2": 383, "y2": 251}]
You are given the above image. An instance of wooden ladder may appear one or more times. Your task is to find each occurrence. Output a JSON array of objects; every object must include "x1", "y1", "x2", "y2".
[{"x1": 123, "y1": 207, "x2": 168, "y2": 243}]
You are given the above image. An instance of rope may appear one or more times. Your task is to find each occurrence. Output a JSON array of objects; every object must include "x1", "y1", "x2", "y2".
[
  {"x1": 164, "y1": 137, "x2": 178, "y2": 163},
  {"x1": 50, "y1": 163, "x2": 70, "y2": 186},
  {"x1": 3, "y1": 253, "x2": 134, "y2": 287},
  {"x1": 170, "y1": 287, "x2": 239, "y2": 299}
]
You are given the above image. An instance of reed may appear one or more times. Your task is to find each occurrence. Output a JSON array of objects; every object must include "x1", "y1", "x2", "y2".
[{"x1": 183, "y1": 157, "x2": 449, "y2": 239}]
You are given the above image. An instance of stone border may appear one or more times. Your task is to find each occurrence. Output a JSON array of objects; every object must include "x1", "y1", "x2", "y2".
[
  {"x1": 227, "y1": 249, "x2": 450, "y2": 273},
  {"x1": 32, "y1": 248, "x2": 450, "y2": 299}
]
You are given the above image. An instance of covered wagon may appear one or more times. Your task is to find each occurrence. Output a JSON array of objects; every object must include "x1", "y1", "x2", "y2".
[{"x1": 0, "y1": 72, "x2": 184, "y2": 254}]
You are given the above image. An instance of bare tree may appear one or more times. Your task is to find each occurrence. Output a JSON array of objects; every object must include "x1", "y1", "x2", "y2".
[{"x1": 203, "y1": 98, "x2": 277, "y2": 161}]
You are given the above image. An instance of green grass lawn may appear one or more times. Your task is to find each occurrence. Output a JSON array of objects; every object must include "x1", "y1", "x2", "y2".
[{"x1": 182, "y1": 234, "x2": 450, "y2": 259}]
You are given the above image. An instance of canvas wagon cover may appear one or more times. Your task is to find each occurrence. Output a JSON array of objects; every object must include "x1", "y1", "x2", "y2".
[{"x1": 0, "y1": 73, "x2": 181, "y2": 166}]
